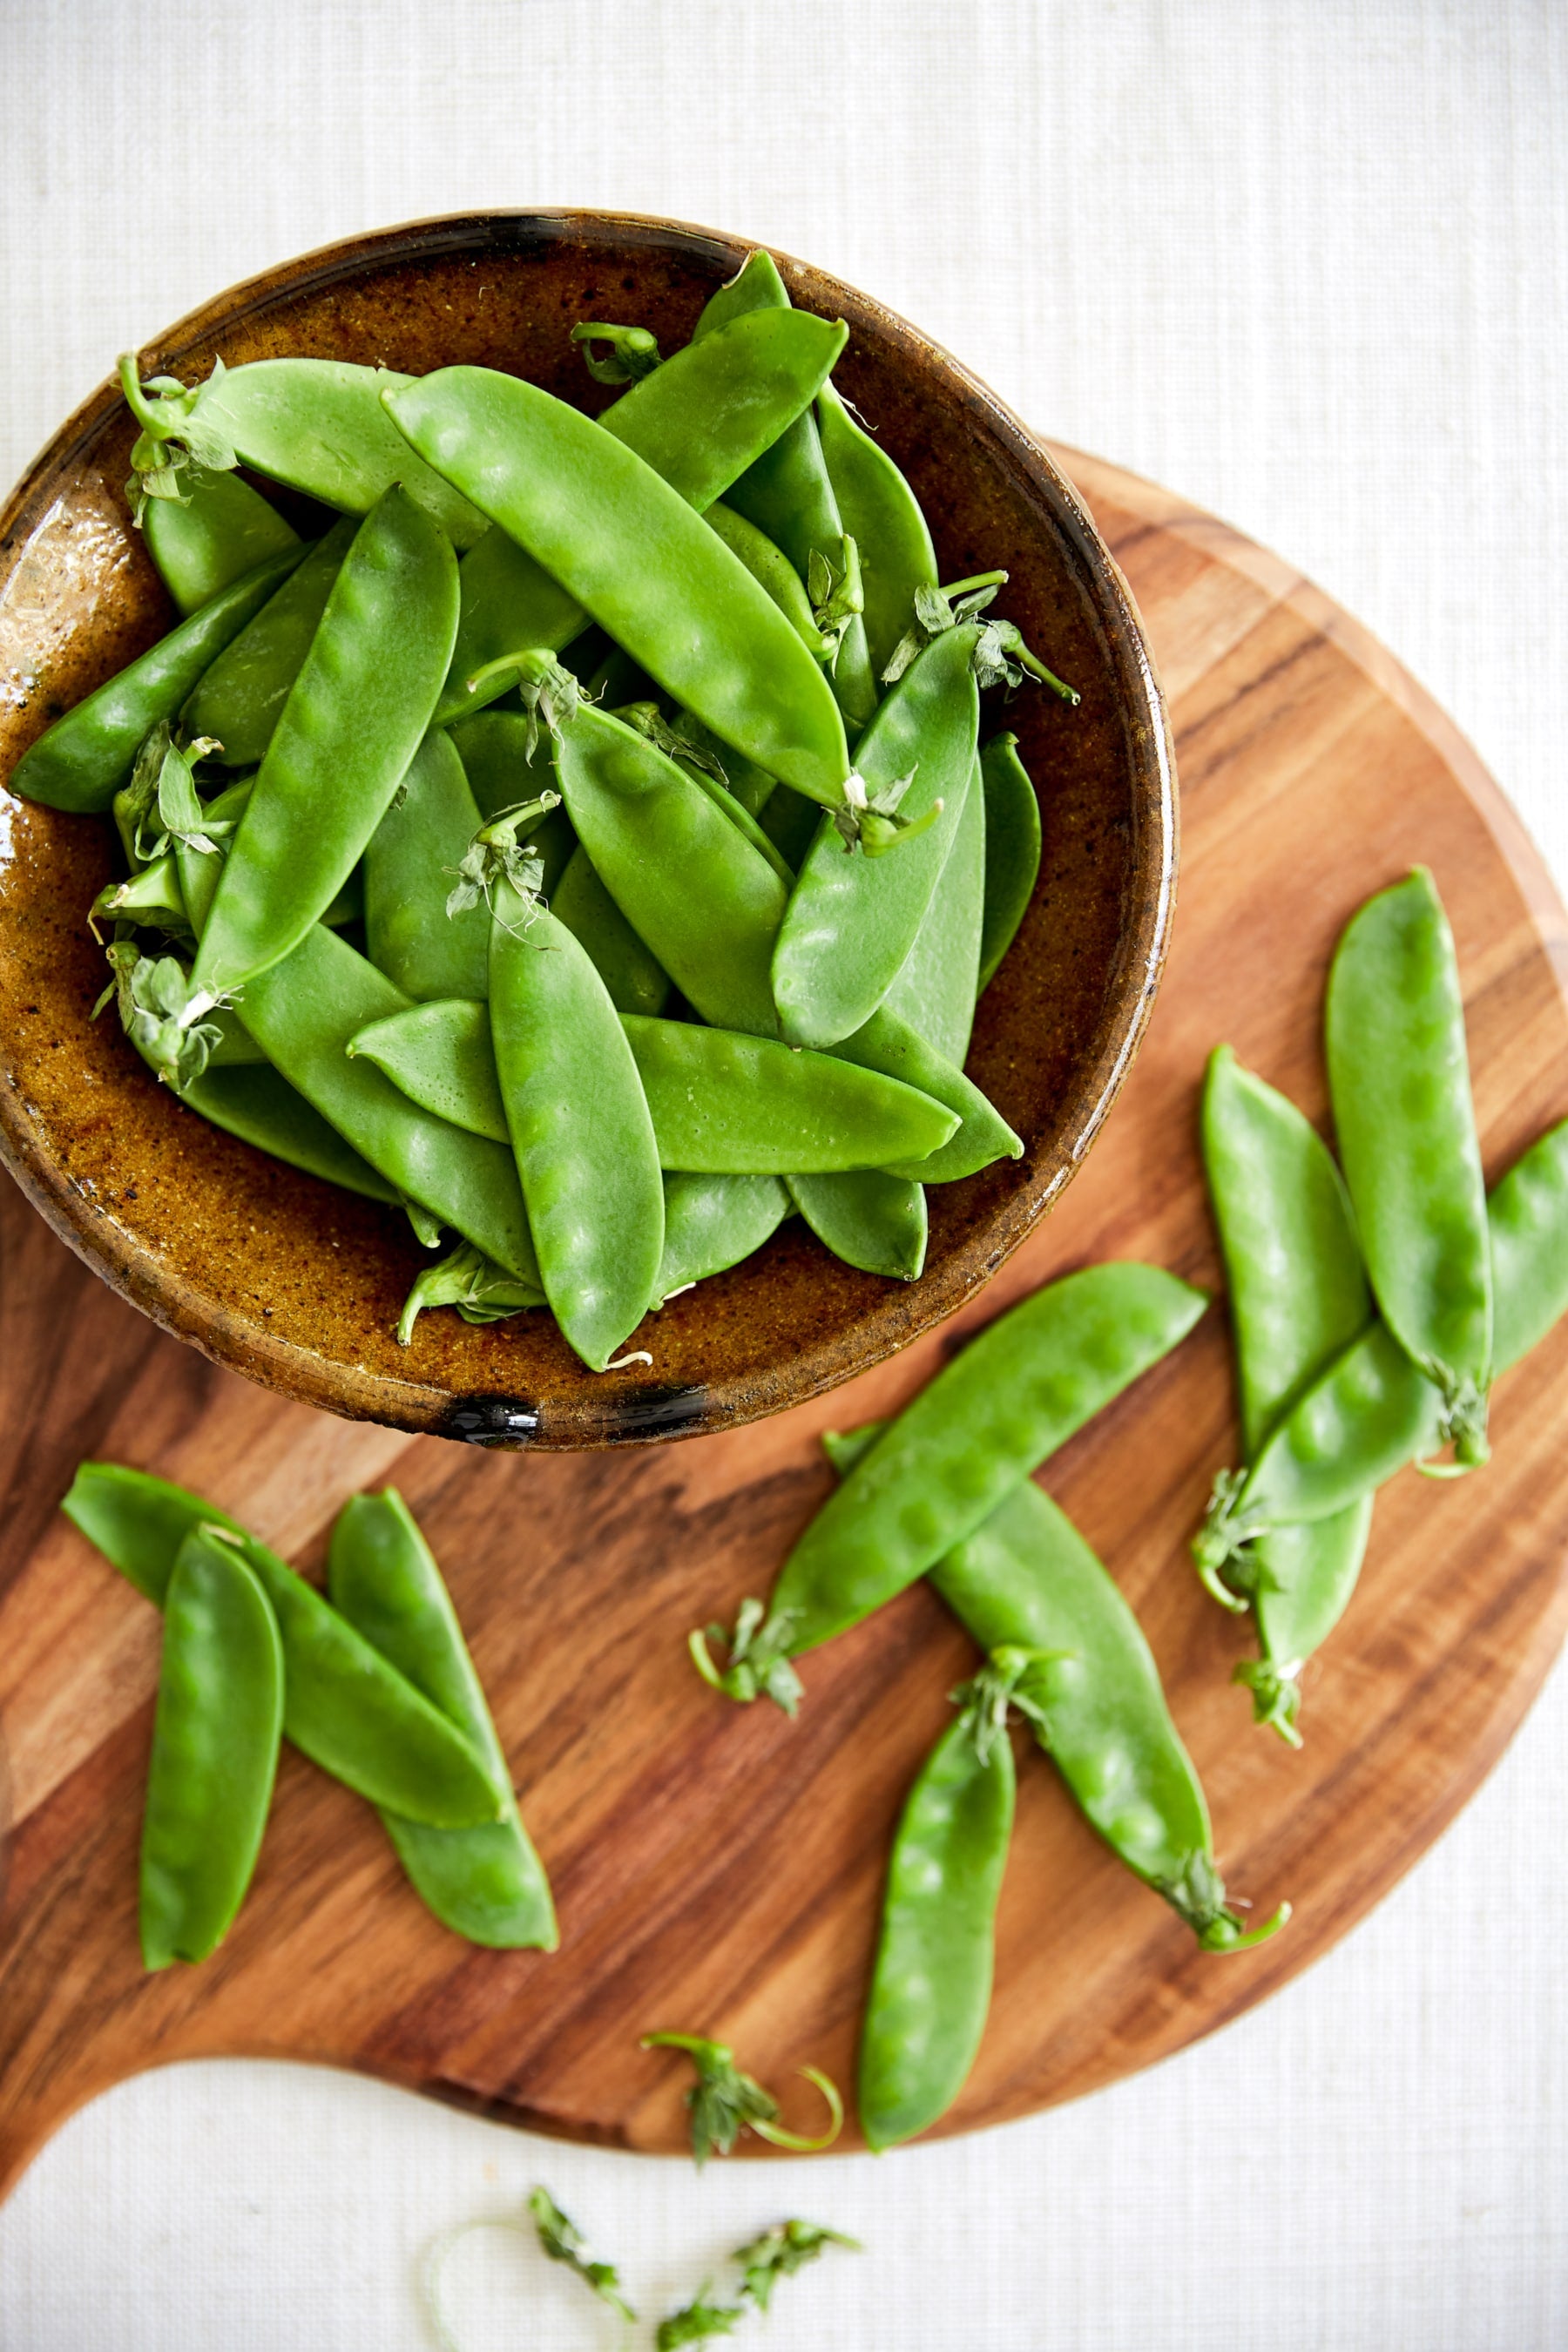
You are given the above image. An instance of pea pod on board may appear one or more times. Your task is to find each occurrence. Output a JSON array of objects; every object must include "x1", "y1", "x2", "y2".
[
  {"x1": 883, "y1": 754, "x2": 985, "y2": 1066},
  {"x1": 62, "y1": 1465, "x2": 508, "y2": 1829},
  {"x1": 1325, "y1": 867, "x2": 1493, "y2": 1464},
  {"x1": 693, "y1": 1263, "x2": 1208, "y2": 1702},
  {"x1": 1200, "y1": 1045, "x2": 1375, "y2": 1742},
  {"x1": 328, "y1": 1491, "x2": 557, "y2": 1950},
  {"x1": 976, "y1": 733, "x2": 1042, "y2": 994},
  {"x1": 363, "y1": 728, "x2": 490, "y2": 1004},
  {"x1": 1193, "y1": 1119, "x2": 1568, "y2": 1573},
  {"x1": 10, "y1": 546, "x2": 301, "y2": 813},
  {"x1": 142, "y1": 469, "x2": 300, "y2": 617},
  {"x1": 814, "y1": 377, "x2": 940, "y2": 685},
  {"x1": 139, "y1": 1524, "x2": 284, "y2": 1970},
  {"x1": 186, "y1": 517, "x2": 357, "y2": 768}
]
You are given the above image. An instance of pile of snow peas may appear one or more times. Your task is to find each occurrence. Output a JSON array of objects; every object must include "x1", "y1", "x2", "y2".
[
  {"x1": 64, "y1": 1466, "x2": 554, "y2": 1963},
  {"x1": 11, "y1": 251, "x2": 1077, "y2": 1374}
]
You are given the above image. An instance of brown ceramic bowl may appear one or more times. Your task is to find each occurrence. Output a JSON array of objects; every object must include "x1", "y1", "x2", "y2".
[{"x1": 0, "y1": 211, "x2": 1173, "y2": 1450}]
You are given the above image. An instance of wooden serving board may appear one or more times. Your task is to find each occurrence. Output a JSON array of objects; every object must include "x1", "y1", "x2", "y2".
[{"x1": 2, "y1": 449, "x2": 1565, "y2": 2192}]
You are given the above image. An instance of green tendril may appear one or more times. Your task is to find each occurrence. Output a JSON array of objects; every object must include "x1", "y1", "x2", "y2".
[
  {"x1": 640, "y1": 2032, "x2": 844, "y2": 2166},
  {"x1": 528, "y1": 2186, "x2": 638, "y2": 2324},
  {"x1": 880, "y1": 575, "x2": 1078, "y2": 702},
  {"x1": 1233, "y1": 1657, "x2": 1304, "y2": 1748},
  {"x1": 571, "y1": 321, "x2": 662, "y2": 385},
  {"x1": 686, "y1": 1598, "x2": 802, "y2": 1713}
]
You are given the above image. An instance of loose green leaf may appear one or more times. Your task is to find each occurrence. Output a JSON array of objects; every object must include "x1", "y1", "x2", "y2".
[
  {"x1": 732, "y1": 2220, "x2": 861, "y2": 2313},
  {"x1": 528, "y1": 2186, "x2": 637, "y2": 2324},
  {"x1": 657, "y1": 2286, "x2": 744, "y2": 2348},
  {"x1": 687, "y1": 1597, "x2": 802, "y2": 1714}
]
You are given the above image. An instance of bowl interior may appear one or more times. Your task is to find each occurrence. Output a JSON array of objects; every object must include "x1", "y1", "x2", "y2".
[{"x1": 0, "y1": 213, "x2": 1173, "y2": 1448}]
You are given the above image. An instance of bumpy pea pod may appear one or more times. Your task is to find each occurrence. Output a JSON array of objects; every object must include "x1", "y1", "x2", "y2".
[
  {"x1": 1201, "y1": 1047, "x2": 1375, "y2": 1742},
  {"x1": 429, "y1": 308, "x2": 850, "y2": 727},
  {"x1": 490, "y1": 882, "x2": 664, "y2": 1371},
  {"x1": 785, "y1": 1172, "x2": 928, "y2": 1281},
  {"x1": 976, "y1": 733, "x2": 1042, "y2": 994},
  {"x1": 814, "y1": 378, "x2": 940, "y2": 684},
  {"x1": 703, "y1": 501, "x2": 826, "y2": 654},
  {"x1": 187, "y1": 487, "x2": 458, "y2": 1015},
  {"x1": 142, "y1": 470, "x2": 299, "y2": 616},
  {"x1": 884, "y1": 755, "x2": 985, "y2": 1065},
  {"x1": 693, "y1": 250, "x2": 878, "y2": 733},
  {"x1": 1193, "y1": 1119, "x2": 1568, "y2": 1572},
  {"x1": 10, "y1": 547, "x2": 301, "y2": 812},
  {"x1": 552, "y1": 847, "x2": 672, "y2": 1016},
  {"x1": 693, "y1": 1264, "x2": 1207, "y2": 1703},
  {"x1": 328, "y1": 1491, "x2": 556, "y2": 1950},
  {"x1": 63, "y1": 1465, "x2": 507, "y2": 1828},
  {"x1": 858, "y1": 1652, "x2": 1030, "y2": 2150},
  {"x1": 139, "y1": 1524, "x2": 283, "y2": 1969},
  {"x1": 186, "y1": 517, "x2": 356, "y2": 767},
  {"x1": 363, "y1": 729, "x2": 490, "y2": 1003},
  {"x1": 121, "y1": 352, "x2": 489, "y2": 546},
  {"x1": 655, "y1": 1174, "x2": 791, "y2": 1302},
  {"x1": 1325, "y1": 868, "x2": 1492, "y2": 1464},
  {"x1": 772, "y1": 624, "x2": 982, "y2": 1049}
]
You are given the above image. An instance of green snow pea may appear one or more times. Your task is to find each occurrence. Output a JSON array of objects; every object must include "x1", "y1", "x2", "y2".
[
  {"x1": 654, "y1": 1173, "x2": 792, "y2": 1302},
  {"x1": 1200, "y1": 1046, "x2": 1375, "y2": 1742},
  {"x1": 858, "y1": 1653, "x2": 1024, "y2": 2150},
  {"x1": 189, "y1": 489, "x2": 458, "y2": 1010},
  {"x1": 63, "y1": 1464, "x2": 507, "y2": 1828},
  {"x1": 364, "y1": 729, "x2": 490, "y2": 1003},
  {"x1": 10, "y1": 547, "x2": 301, "y2": 812},
  {"x1": 139, "y1": 1524, "x2": 283, "y2": 1970},
  {"x1": 884, "y1": 755, "x2": 985, "y2": 1065},
  {"x1": 553, "y1": 847, "x2": 672, "y2": 1016},
  {"x1": 703, "y1": 501, "x2": 826, "y2": 653},
  {"x1": 1325, "y1": 868, "x2": 1492, "y2": 1463},
  {"x1": 142, "y1": 469, "x2": 300, "y2": 616},
  {"x1": 185, "y1": 517, "x2": 356, "y2": 767},
  {"x1": 771, "y1": 625, "x2": 981, "y2": 1048},
  {"x1": 693, "y1": 1263, "x2": 1207, "y2": 1700},
  {"x1": 349, "y1": 997, "x2": 505, "y2": 1137},
  {"x1": 1193, "y1": 1120, "x2": 1568, "y2": 1572},
  {"x1": 814, "y1": 379, "x2": 939, "y2": 684},
  {"x1": 122, "y1": 353, "x2": 490, "y2": 546},
  {"x1": 786, "y1": 1171, "x2": 927, "y2": 1281},
  {"x1": 976, "y1": 733, "x2": 1042, "y2": 993},
  {"x1": 612, "y1": 701, "x2": 792, "y2": 885},
  {"x1": 489, "y1": 882, "x2": 663, "y2": 1370},
  {"x1": 428, "y1": 308, "x2": 850, "y2": 727},
  {"x1": 387, "y1": 370, "x2": 850, "y2": 810},
  {"x1": 328, "y1": 1490, "x2": 557, "y2": 1950}
]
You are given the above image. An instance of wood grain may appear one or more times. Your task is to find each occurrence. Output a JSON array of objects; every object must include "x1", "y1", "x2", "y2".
[{"x1": 1, "y1": 449, "x2": 1565, "y2": 2192}]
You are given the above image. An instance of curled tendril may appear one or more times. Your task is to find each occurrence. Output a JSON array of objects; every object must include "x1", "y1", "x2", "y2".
[
  {"x1": 571, "y1": 321, "x2": 662, "y2": 385},
  {"x1": 881, "y1": 572, "x2": 1079, "y2": 703},
  {"x1": 639, "y1": 2031, "x2": 844, "y2": 2166}
]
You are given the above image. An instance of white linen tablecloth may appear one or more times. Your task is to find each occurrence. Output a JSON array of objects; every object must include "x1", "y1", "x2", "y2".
[{"x1": 1, "y1": 3, "x2": 1565, "y2": 2344}]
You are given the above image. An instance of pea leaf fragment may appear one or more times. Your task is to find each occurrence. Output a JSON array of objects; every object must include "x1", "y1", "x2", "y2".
[
  {"x1": 656, "y1": 2220, "x2": 860, "y2": 2347},
  {"x1": 118, "y1": 354, "x2": 240, "y2": 518},
  {"x1": 687, "y1": 1596, "x2": 802, "y2": 1714},
  {"x1": 807, "y1": 534, "x2": 864, "y2": 674},
  {"x1": 528, "y1": 2185, "x2": 637, "y2": 2325},
  {"x1": 640, "y1": 2031, "x2": 843, "y2": 2166}
]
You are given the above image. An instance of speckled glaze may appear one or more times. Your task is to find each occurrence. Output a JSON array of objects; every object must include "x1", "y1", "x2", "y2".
[{"x1": 0, "y1": 213, "x2": 1174, "y2": 1449}]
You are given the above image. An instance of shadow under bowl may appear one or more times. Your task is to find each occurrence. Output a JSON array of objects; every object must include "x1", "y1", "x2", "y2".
[{"x1": 0, "y1": 210, "x2": 1174, "y2": 1450}]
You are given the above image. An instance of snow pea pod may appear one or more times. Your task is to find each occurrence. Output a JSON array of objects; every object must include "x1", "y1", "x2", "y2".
[
  {"x1": 1200, "y1": 1046, "x2": 1374, "y2": 1741},
  {"x1": 1193, "y1": 1120, "x2": 1568, "y2": 1571},
  {"x1": 772, "y1": 625, "x2": 981, "y2": 1048},
  {"x1": 703, "y1": 500, "x2": 825, "y2": 652},
  {"x1": 976, "y1": 733, "x2": 1042, "y2": 993},
  {"x1": 786, "y1": 1171, "x2": 927, "y2": 1281},
  {"x1": 553, "y1": 847, "x2": 671, "y2": 1016},
  {"x1": 814, "y1": 379, "x2": 939, "y2": 684},
  {"x1": 489, "y1": 884, "x2": 663, "y2": 1369},
  {"x1": 10, "y1": 547, "x2": 301, "y2": 812},
  {"x1": 143, "y1": 470, "x2": 299, "y2": 616},
  {"x1": 884, "y1": 755, "x2": 985, "y2": 1065},
  {"x1": 185, "y1": 517, "x2": 356, "y2": 767},
  {"x1": 191, "y1": 489, "x2": 458, "y2": 1005},
  {"x1": 139, "y1": 1524, "x2": 283, "y2": 1970},
  {"x1": 63, "y1": 1465, "x2": 508, "y2": 1828},
  {"x1": 1326, "y1": 868, "x2": 1492, "y2": 1463},
  {"x1": 654, "y1": 1173, "x2": 791, "y2": 1302},
  {"x1": 859, "y1": 1657, "x2": 1019, "y2": 2150},
  {"x1": 387, "y1": 371, "x2": 850, "y2": 808},
  {"x1": 364, "y1": 729, "x2": 490, "y2": 1003},
  {"x1": 695, "y1": 1264, "x2": 1207, "y2": 1697},
  {"x1": 328, "y1": 1490, "x2": 557, "y2": 1950}
]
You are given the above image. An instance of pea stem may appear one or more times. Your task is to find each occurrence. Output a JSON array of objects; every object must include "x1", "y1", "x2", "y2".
[
  {"x1": 938, "y1": 570, "x2": 1008, "y2": 598},
  {"x1": 1013, "y1": 645, "x2": 1082, "y2": 706},
  {"x1": 750, "y1": 2065, "x2": 845, "y2": 2153},
  {"x1": 118, "y1": 353, "x2": 174, "y2": 441}
]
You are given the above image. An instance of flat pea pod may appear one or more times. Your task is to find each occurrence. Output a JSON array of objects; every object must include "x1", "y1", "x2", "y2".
[
  {"x1": 884, "y1": 754, "x2": 985, "y2": 1065},
  {"x1": 552, "y1": 847, "x2": 671, "y2": 1016},
  {"x1": 191, "y1": 489, "x2": 459, "y2": 1004},
  {"x1": 489, "y1": 883, "x2": 663, "y2": 1370},
  {"x1": 185, "y1": 517, "x2": 356, "y2": 767},
  {"x1": 858, "y1": 1664, "x2": 1016, "y2": 2151},
  {"x1": 703, "y1": 501, "x2": 825, "y2": 652},
  {"x1": 364, "y1": 729, "x2": 490, "y2": 1002},
  {"x1": 814, "y1": 379, "x2": 939, "y2": 684},
  {"x1": 976, "y1": 733, "x2": 1042, "y2": 994},
  {"x1": 1193, "y1": 1120, "x2": 1568, "y2": 1570},
  {"x1": 1201, "y1": 1045, "x2": 1375, "y2": 1740},
  {"x1": 1325, "y1": 868, "x2": 1492, "y2": 1462},
  {"x1": 9, "y1": 548, "x2": 301, "y2": 812},
  {"x1": 429, "y1": 308, "x2": 851, "y2": 726},
  {"x1": 388, "y1": 370, "x2": 850, "y2": 808},
  {"x1": 143, "y1": 470, "x2": 300, "y2": 616},
  {"x1": 655, "y1": 1173, "x2": 791, "y2": 1302},
  {"x1": 328, "y1": 1491, "x2": 557, "y2": 1950},
  {"x1": 139, "y1": 1524, "x2": 283, "y2": 1970},
  {"x1": 700, "y1": 1264, "x2": 1207, "y2": 1689},
  {"x1": 63, "y1": 1465, "x2": 507, "y2": 1828},
  {"x1": 127, "y1": 355, "x2": 489, "y2": 546},
  {"x1": 786, "y1": 1171, "x2": 927, "y2": 1281},
  {"x1": 772, "y1": 625, "x2": 981, "y2": 1048}
]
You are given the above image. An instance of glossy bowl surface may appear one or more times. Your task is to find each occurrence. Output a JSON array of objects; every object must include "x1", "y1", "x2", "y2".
[{"x1": 0, "y1": 212, "x2": 1174, "y2": 1448}]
